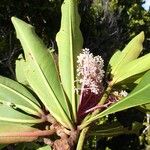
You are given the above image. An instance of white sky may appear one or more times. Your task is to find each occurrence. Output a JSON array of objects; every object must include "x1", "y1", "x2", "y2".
[{"x1": 143, "y1": 0, "x2": 150, "y2": 10}]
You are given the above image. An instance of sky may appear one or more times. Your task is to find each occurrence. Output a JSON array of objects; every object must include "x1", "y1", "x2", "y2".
[{"x1": 142, "y1": 0, "x2": 150, "y2": 10}]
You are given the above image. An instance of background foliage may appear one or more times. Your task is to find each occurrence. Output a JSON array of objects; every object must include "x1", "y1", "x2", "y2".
[
  {"x1": 79, "y1": 0, "x2": 150, "y2": 59},
  {"x1": 0, "y1": 0, "x2": 150, "y2": 149},
  {"x1": 0, "y1": 0, "x2": 150, "y2": 75}
]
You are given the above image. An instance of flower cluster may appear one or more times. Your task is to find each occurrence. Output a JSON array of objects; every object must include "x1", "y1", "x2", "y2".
[
  {"x1": 113, "y1": 90, "x2": 128, "y2": 99},
  {"x1": 76, "y1": 48, "x2": 105, "y2": 95},
  {"x1": 76, "y1": 48, "x2": 105, "y2": 122},
  {"x1": 106, "y1": 90, "x2": 128, "y2": 107}
]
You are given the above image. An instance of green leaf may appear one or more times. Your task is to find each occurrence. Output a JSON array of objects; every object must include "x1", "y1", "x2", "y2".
[
  {"x1": 0, "y1": 122, "x2": 39, "y2": 144},
  {"x1": 0, "y1": 105, "x2": 43, "y2": 124},
  {"x1": 0, "y1": 76, "x2": 42, "y2": 116},
  {"x1": 15, "y1": 54, "x2": 28, "y2": 85},
  {"x1": 80, "y1": 70, "x2": 150, "y2": 128},
  {"x1": 111, "y1": 32, "x2": 144, "y2": 76},
  {"x1": 108, "y1": 50, "x2": 122, "y2": 72},
  {"x1": 112, "y1": 53, "x2": 150, "y2": 84},
  {"x1": 114, "y1": 72, "x2": 145, "y2": 91},
  {"x1": 56, "y1": 0, "x2": 83, "y2": 121},
  {"x1": 120, "y1": 72, "x2": 144, "y2": 85},
  {"x1": 11, "y1": 17, "x2": 73, "y2": 129}
]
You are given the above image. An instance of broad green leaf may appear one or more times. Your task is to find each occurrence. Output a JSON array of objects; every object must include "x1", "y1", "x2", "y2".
[
  {"x1": 0, "y1": 105, "x2": 43, "y2": 124},
  {"x1": 0, "y1": 122, "x2": 39, "y2": 144},
  {"x1": 11, "y1": 17, "x2": 73, "y2": 129},
  {"x1": 112, "y1": 53, "x2": 150, "y2": 84},
  {"x1": 115, "y1": 72, "x2": 145, "y2": 91},
  {"x1": 15, "y1": 54, "x2": 28, "y2": 85},
  {"x1": 108, "y1": 50, "x2": 122, "y2": 72},
  {"x1": 121, "y1": 72, "x2": 145, "y2": 85},
  {"x1": 25, "y1": 64, "x2": 73, "y2": 128},
  {"x1": 56, "y1": 0, "x2": 83, "y2": 121},
  {"x1": 0, "y1": 76, "x2": 42, "y2": 115},
  {"x1": 80, "y1": 70, "x2": 150, "y2": 128},
  {"x1": 111, "y1": 32, "x2": 144, "y2": 76}
]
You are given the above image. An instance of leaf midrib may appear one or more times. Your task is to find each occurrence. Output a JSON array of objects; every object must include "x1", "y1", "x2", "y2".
[
  {"x1": 17, "y1": 24, "x2": 72, "y2": 127},
  {"x1": 27, "y1": 52, "x2": 70, "y2": 117},
  {"x1": 0, "y1": 99, "x2": 40, "y2": 116},
  {"x1": 69, "y1": 0, "x2": 76, "y2": 122},
  {"x1": 0, "y1": 83, "x2": 41, "y2": 113}
]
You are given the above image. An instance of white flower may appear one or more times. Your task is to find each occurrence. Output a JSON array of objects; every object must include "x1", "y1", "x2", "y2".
[
  {"x1": 76, "y1": 48, "x2": 105, "y2": 95},
  {"x1": 113, "y1": 90, "x2": 128, "y2": 98},
  {"x1": 120, "y1": 90, "x2": 128, "y2": 97}
]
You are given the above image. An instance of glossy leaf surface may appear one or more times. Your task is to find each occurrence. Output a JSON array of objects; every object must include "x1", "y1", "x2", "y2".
[
  {"x1": 111, "y1": 32, "x2": 144, "y2": 76},
  {"x1": 0, "y1": 105, "x2": 43, "y2": 123},
  {"x1": 108, "y1": 50, "x2": 122, "y2": 72},
  {"x1": 0, "y1": 76, "x2": 42, "y2": 115},
  {"x1": 112, "y1": 53, "x2": 150, "y2": 84}
]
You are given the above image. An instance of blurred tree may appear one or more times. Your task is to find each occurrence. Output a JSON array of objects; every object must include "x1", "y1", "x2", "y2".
[
  {"x1": 79, "y1": 0, "x2": 150, "y2": 61},
  {"x1": 0, "y1": 0, "x2": 62, "y2": 78},
  {"x1": 0, "y1": 0, "x2": 149, "y2": 77}
]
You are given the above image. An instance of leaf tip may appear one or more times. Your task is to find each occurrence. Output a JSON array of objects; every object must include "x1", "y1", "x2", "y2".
[
  {"x1": 139, "y1": 31, "x2": 145, "y2": 42},
  {"x1": 11, "y1": 16, "x2": 19, "y2": 25}
]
